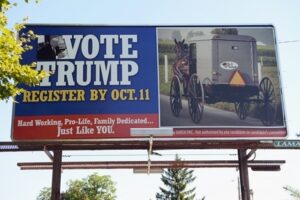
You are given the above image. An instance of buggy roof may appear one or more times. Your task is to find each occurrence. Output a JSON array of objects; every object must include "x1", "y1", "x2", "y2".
[{"x1": 187, "y1": 34, "x2": 256, "y2": 43}]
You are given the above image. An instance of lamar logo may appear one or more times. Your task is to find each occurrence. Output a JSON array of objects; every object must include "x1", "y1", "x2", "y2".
[{"x1": 220, "y1": 61, "x2": 238, "y2": 70}]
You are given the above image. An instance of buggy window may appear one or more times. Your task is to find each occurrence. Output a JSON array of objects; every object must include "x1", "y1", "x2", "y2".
[{"x1": 189, "y1": 43, "x2": 197, "y2": 75}]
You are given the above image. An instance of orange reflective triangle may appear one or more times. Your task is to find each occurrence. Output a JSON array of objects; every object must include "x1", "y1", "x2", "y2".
[{"x1": 229, "y1": 70, "x2": 246, "y2": 86}]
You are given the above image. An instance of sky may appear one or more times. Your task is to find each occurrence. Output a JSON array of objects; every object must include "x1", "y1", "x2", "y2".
[{"x1": 1, "y1": 0, "x2": 300, "y2": 199}]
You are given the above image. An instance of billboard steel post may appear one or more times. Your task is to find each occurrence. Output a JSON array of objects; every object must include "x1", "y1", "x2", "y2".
[
  {"x1": 51, "y1": 150, "x2": 62, "y2": 200},
  {"x1": 238, "y1": 149, "x2": 251, "y2": 200}
]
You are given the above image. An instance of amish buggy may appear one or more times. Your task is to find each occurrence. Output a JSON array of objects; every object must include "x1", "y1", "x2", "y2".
[{"x1": 170, "y1": 34, "x2": 276, "y2": 125}]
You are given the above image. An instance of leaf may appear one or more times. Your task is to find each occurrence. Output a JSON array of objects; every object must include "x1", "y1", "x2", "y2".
[
  {"x1": 283, "y1": 186, "x2": 300, "y2": 199},
  {"x1": 0, "y1": 2, "x2": 49, "y2": 100}
]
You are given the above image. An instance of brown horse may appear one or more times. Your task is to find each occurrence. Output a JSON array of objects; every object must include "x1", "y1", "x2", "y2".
[{"x1": 173, "y1": 39, "x2": 190, "y2": 95}]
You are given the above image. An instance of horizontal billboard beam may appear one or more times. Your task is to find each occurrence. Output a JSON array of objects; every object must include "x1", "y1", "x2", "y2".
[
  {"x1": 1, "y1": 140, "x2": 300, "y2": 152},
  {"x1": 17, "y1": 160, "x2": 285, "y2": 170}
]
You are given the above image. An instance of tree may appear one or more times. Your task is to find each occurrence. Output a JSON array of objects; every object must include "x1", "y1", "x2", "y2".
[
  {"x1": 37, "y1": 173, "x2": 117, "y2": 200},
  {"x1": 172, "y1": 30, "x2": 182, "y2": 41},
  {"x1": 186, "y1": 30, "x2": 203, "y2": 40},
  {"x1": 211, "y1": 28, "x2": 238, "y2": 35},
  {"x1": 156, "y1": 156, "x2": 198, "y2": 200},
  {"x1": 284, "y1": 185, "x2": 300, "y2": 200},
  {"x1": 36, "y1": 187, "x2": 51, "y2": 200},
  {"x1": 64, "y1": 173, "x2": 116, "y2": 200},
  {"x1": 0, "y1": 0, "x2": 48, "y2": 100}
]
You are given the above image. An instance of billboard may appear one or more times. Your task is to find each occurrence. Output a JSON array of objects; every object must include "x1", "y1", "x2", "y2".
[{"x1": 12, "y1": 25, "x2": 287, "y2": 141}]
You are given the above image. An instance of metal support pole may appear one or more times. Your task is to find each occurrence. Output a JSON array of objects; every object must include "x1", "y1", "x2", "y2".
[
  {"x1": 44, "y1": 146, "x2": 54, "y2": 161},
  {"x1": 51, "y1": 150, "x2": 62, "y2": 200},
  {"x1": 238, "y1": 149, "x2": 251, "y2": 200},
  {"x1": 147, "y1": 136, "x2": 153, "y2": 174}
]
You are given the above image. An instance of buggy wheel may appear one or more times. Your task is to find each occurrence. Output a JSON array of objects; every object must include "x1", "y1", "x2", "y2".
[
  {"x1": 170, "y1": 76, "x2": 182, "y2": 117},
  {"x1": 188, "y1": 74, "x2": 204, "y2": 124},
  {"x1": 259, "y1": 77, "x2": 276, "y2": 126},
  {"x1": 234, "y1": 101, "x2": 250, "y2": 120}
]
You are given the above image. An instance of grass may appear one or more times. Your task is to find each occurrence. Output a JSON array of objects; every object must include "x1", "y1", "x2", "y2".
[{"x1": 159, "y1": 62, "x2": 173, "y2": 96}]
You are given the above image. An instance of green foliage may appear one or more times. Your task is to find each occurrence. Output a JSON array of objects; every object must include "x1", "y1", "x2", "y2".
[
  {"x1": 258, "y1": 56, "x2": 277, "y2": 66},
  {"x1": 0, "y1": 0, "x2": 48, "y2": 101},
  {"x1": 171, "y1": 30, "x2": 182, "y2": 41},
  {"x1": 36, "y1": 173, "x2": 116, "y2": 200},
  {"x1": 63, "y1": 173, "x2": 116, "y2": 200},
  {"x1": 159, "y1": 63, "x2": 173, "y2": 95},
  {"x1": 159, "y1": 54, "x2": 176, "y2": 65},
  {"x1": 284, "y1": 185, "x2": 300, "y2": 200},
  {"x1": 36, "y1": 187, "x2": 51, "y2": 200},
  {"x1": 156, "y1": 156, "x2": 197, "y2": 200},
  {"x1": 158, "y1": 39, "x2": 175, "y2": 54},
  {"x1": 186, "y1": 30, "x2": 203, "y2": 40},
  {"x1": 158, "y1": 40, "x2": 175, "y2": 96},
  {"x1": 257, "y1": 45, "x2": 277, "y2": 66},
  {"x1": 257, "y1": 46, "x2": 276, "y2": 57},
  {"x1": 211, "y1": 28, "x2": 238, "y2": 35}
]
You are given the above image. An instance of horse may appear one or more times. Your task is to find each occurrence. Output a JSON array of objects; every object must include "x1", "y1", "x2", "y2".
[{"x1": 173, "y1": 39, "x2": 190, "y2": 95}]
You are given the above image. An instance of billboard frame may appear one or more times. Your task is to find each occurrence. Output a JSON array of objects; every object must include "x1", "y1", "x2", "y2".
[{"x1": 11, "y1": 24, "x2": 287, "y2": 141}]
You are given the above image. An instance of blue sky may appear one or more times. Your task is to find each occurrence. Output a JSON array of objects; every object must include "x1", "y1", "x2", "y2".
[{"x1": 1, "y1": 0, "x2": 300, "y2": 199}]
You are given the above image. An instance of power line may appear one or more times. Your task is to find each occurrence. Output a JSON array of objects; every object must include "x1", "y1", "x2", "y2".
[{"x1": 278, "y1": 40, "x2": 300, "y2": 44}]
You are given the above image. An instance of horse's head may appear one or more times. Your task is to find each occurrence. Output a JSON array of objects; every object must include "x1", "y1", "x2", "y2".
[{"x1": 174, "y1": 39, "x2": 188, "y2": 58}]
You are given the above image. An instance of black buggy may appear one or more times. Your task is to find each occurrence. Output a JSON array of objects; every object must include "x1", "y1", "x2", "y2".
[{"x1": 170, "y1": 35, "x2": 276, "y2": 125}]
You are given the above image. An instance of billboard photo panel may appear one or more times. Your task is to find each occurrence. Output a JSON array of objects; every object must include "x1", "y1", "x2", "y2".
[{"x1": 12, "y1": 25, "x2": 287, "y2": 141}]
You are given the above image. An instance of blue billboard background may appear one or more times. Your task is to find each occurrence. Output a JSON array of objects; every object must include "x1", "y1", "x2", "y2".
[{"x1": 15, "y1": 25, "x2": 159, "y2": 116}]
